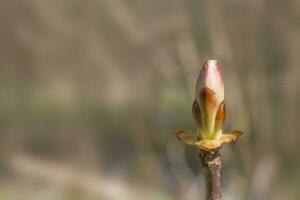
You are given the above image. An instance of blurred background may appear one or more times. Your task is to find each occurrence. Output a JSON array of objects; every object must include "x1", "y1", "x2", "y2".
[{"x1": 0, "y1": 0, "x2": 299, "y2": 199}]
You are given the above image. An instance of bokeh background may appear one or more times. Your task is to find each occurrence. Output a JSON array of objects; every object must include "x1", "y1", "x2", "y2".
[{"x1": 0, "y1": 0, "x2": 299, "y2": 199}]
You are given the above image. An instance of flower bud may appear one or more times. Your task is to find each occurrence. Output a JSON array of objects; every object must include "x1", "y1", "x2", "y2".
[
  {"x1": 194, "y1": 60, "x2": 225, "y2": 140},
  {"x1": 176, "y1": 60, "x2": 242, "y2": 152}
]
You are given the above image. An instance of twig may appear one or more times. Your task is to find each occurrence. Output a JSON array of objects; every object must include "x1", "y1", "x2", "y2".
[{"x1": 200, "y1": 150, "x2": 222, "y2": 200}]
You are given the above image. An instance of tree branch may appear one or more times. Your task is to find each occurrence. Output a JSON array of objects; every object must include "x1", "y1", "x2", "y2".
[{"x1": 200, "y1": 150, "x2": 222, "y2": 200}]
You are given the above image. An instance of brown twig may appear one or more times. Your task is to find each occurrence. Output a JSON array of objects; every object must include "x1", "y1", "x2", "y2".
[{"x1": 200, "y1": 150, "x2": 222, "y2": 200}]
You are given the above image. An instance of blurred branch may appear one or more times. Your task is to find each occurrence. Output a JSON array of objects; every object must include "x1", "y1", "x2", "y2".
[
  {"x1": 9, "y1": 154, "x2": 167, "y2": 200},
  {"x1": 101, "y1": 0, "x2": 144, "y2": 44}
]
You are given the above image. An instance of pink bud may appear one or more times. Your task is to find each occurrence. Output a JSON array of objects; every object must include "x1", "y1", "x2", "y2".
[
  {"x1": 194, "y1": 60, "x2": 225, "y2": 139},
  {"x1": 176, "y1": 60, "x2": 242, "y2": 151},
  {"x1": 196, "y1": 60, "x2": 224, "y2": 104}
]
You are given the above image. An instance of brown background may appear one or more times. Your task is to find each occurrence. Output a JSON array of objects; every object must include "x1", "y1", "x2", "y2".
[{"x1": 0, "y1": 0, "x2": 299, "y2": 199}]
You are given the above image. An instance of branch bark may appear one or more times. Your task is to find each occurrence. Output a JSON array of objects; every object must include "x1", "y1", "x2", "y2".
[{"x1": 200, "y1": 150, "x2": 222, "y2": 200}]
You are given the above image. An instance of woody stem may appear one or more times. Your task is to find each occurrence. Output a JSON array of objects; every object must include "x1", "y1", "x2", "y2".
[{"x1": 200, "y1": 150, "x2": 222, "y2": 200}]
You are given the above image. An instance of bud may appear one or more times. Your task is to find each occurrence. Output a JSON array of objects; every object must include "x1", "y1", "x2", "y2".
[
  {"x1": 194, "y1": 60, "x2": 225, "y2": 140},
  {"x1": 196, "y1": 60, "x2": 224, "y2": 105},
  {"x1": 176, "y1": 60, "x2": 242, "y2": 151}
]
